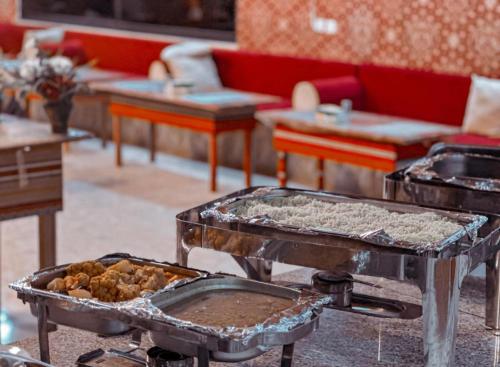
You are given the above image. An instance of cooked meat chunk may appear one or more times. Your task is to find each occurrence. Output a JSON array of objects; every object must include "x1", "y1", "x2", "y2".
[
  {"x1": 66, "y1": 261, "x2": 106, "y2": 277},
  {"x1": 46, "y1": 277, "x2": 65, "y2": 292}
]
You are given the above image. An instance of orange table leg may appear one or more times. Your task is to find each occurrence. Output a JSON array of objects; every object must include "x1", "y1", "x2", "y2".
[
  {"x1": 149, "y1": 121, "x2": 156, "y2": 163},
  {"x1": 209, "y1": 132, "x2": 218, "y2": 192},
  {"x1": 277, "y1": 151, "x2": 287, "y2": 187},
  {"x1": 112, "y1": 114, "x2": 122, "y2": 166},
  {"x1": 317, "y1": 158, "x2": 325, "y2": 190},
  {"x1": 243, "y1": 129, "x2": 252, "y2": 187}
]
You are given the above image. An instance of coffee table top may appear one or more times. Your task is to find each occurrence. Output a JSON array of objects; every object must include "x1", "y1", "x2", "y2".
[
  {"x1": 0, "y1": 114, "x2": 91, "y2": 150},
  {"x1": 256, "y1": 109, "x2": 460, "y2": 145},
  {"x1": 91, "y1": 79, "x2": 281, "y2": 115}
]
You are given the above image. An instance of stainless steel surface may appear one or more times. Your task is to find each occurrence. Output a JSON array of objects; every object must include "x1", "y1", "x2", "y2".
[
  {"x1": 311, "y1": 271, "x2": 352, "y2": 307},
  {"x1": 175, "y1": 186, "x2": 498, "y2": 367}
]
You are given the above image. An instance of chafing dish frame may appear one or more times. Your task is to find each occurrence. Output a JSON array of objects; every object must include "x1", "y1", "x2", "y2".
[{"x1": 176, "y1": 186, "x2": 498, "y2": 367}]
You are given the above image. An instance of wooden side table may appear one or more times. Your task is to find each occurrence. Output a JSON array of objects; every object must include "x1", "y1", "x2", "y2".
[
  {"x1": 256, "y1": 109, "x2": 460, "y2": 190},
  {"x1": 93, "y1": 80, "x2": 280, "y2": 191},
  {"x1": 0, "y1": 114, "x2": 91, "y2": 269}
]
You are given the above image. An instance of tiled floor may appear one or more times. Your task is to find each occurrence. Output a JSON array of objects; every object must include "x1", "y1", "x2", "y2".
[{"x1": 0, "y1": 140, "x2": 300, "y2": 344}]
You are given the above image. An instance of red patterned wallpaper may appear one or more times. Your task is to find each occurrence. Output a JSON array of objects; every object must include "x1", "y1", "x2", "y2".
[
  {"x1": 0, "y1": 0, "x2": 16, "y2": 23},
  {"x1": 237, "y1": 0, "x2": 500, "y2": 77}
]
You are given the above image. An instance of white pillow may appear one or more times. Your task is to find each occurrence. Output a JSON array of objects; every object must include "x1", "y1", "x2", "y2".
[
  {"x1": 22, "y1": 27, "x2": 65, "y2": 50},
  {"x1": 160, "y1": 42, "x2": 222, "y2": 91},
  {"x1": 462, "y1": 75, "x2": 500, "y2": 138}
]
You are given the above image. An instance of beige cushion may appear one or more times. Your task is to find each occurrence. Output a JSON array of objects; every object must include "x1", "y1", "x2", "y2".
[
  {"x1": 292, "y1": 81, "x2": 320, "y2": 111},
  {"x1": 160, "y1": 42, "x2": 222, "y2": 91},
  {"x1": 462, "y1": 75, "x2": 500, "y2": 138},
  {"x1": 148, "y1": 60, "x2": 170, "y2": 81}
]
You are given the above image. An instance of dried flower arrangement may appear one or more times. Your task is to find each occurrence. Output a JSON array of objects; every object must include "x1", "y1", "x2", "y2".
[{"x1": 0, "y1": 51, "x2": 85, "y2": 133}]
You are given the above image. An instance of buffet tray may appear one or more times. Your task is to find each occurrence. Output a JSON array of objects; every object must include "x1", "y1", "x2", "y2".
[
  {"x1": 404, "y1": 143, "x2": 500, "y2": 193},
  {"x1": 190, "y1": 187, "x2": 486, "y2": 257},
  {"x1": 11, "y1": 255, "x2": 329, "y2": 363},
  {"x1": 11, "y1": 253, "x2": 207, "y2": 335},
  {"x1": 148, "y1": 276, "x2": 325, "y2": 362},
  {"x1": 385, "y1": 144, "x2": 500, "y2": 234}
]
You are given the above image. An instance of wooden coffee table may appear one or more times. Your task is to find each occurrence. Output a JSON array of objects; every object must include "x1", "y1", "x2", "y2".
[
  {"x1": 92, "y1": 79, "x2": 280, "y2": 191},
  {"x1": 0, "y1": 114, "x2": 91, "y2": 268},
  {"x1": 256, "y1": 109, "x2": 460, "y2": 189}
]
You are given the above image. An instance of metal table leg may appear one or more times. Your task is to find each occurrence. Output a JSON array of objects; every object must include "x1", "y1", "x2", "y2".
[
  {"x1": 281, "y1": 343, "x2": 295, "y2": 367},
  {"x1": 37, "y1": 302, "x2": 50, "y2": 363},
  {"x1": 486, "y1": 251, "x2": 500, "y2": 331},
  {"x1": 197, "y1": 347, "x2": 210, "y2": 367},
  {"x1": 232, "y1": 256, "x2": 273, "y2": 282},
  {"x1": 419, "y1": 257, "x2": 466, "y2": 367},
  {"x1": 38, "y1": 213, "x2": 56, "y2": 269}
]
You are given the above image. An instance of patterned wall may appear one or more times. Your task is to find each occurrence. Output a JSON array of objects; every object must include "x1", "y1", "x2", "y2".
[
  {"x1": 0, "y1": 0, "x2": 16, "y2": 23},
  {"x1": 237, "y1": 0, "x2": 500, "y2": 77}
]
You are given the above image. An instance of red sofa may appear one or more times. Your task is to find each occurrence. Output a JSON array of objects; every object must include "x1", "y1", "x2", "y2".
[{"x1": 1, "y1": 23, "x2": 498, "y2": 146}]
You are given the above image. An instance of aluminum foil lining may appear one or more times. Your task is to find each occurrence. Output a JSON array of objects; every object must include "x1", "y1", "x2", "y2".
[
  {"x1": 201, "y1": 187, "x2": 487, "y2": 253},
  {"x1": 10, "y1": 256, "x2": 201, "y2": 313},
  {"x1": 131, "y1": 284, "x2": 330, "y2": 344},
  {"x1": 404, "y1": 152, "x2": 500, "y2": 192},
  {"x1": 10, "y1": 254, "x2": 330, "y2": 346}
]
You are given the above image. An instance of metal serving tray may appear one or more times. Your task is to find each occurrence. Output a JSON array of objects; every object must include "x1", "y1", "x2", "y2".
[
  {"x1": 385, "y1": 144, "x2": 500, "y2": 231},
  {"x1": 182, "y1": 186, "x2": 486, "y2": 259},
  {"x1": 148, "y1": 276, "x2": 326, "y2": 362},
  {"x1": 11, "y1": 253, "x2": 207, "y2": 335}
]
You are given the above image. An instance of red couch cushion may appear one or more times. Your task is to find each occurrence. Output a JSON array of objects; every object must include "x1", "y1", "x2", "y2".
[
  {"x1": 445, "y1": 133, "x2": 500, "y2": 146},
  {"x1": 0, "y1": 23, "x2": 27, "y2": 55},
  {"x1": 213, "y1": 49, "x2": 357, "y2": 99},
  {"x1": 359, "y1": 64, "x2": 471, "y2": 126},
  {"x1": 39, "y1": 39, "x2": 88, "y2": 65},
  {"x1": 310, "y1": 76, "x2": 363, "y2": 110},
  {"x1": 64, "y1": 31, "x2": 171, "y2": 75},
  {"x1": 257, "y1": 99, "x2": 292, "y2": 111}
]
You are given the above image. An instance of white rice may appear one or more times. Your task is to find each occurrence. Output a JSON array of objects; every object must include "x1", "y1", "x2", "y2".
[{"x1": 235, "y1": 195, "x2": 462, "y2": 244}]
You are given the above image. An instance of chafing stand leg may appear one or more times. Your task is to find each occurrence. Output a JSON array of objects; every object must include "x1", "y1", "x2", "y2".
[
  {"x1": 175, "y1": 236, "x2": 190, "y2": 268},
  {"x1": 197, "y1": 347, "x2": 210, "y2": 367},
  {"x1": 37, "y1": 302, "x2": 50, "y2": 363},
  {"x1": 281, "y1": 343, "x2": 295, "y2": 367},
  {"x1": 420, "y1": 258, "x2": 465, "y2": 367},
  {"x1": 486, "y1": 251, "x2": 500, "y2": 331},
  {"x1": 232, "y1": 256, "x2": 273, "y2": 282}
]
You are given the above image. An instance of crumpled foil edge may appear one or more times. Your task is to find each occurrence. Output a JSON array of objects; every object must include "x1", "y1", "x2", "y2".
[
  {"x1": 404, "y1": 152, "x2": 500, "y2": 193},
  {"x1": 201, "y1": 187, "x2": 487, "y2": 253}
]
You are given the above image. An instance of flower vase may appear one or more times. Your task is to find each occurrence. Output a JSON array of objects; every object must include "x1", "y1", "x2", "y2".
[{"x1": 43, "y1": 97, "x2": 73, "y2": 134}]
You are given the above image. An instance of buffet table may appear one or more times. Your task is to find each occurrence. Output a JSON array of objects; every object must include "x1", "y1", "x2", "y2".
[
  {"x1": 0, "y1": 114, "x2": 90, "y2": 268},
  {"x1": 11, "y1": 272, "x2": 498, "y2": 367}
]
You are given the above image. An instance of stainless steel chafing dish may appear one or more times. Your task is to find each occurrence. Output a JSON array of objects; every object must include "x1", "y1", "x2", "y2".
[
  {"x1": 176, "y1": 186, "x2": 499, "y2": 367},
  {"x1": 384, "y1": 143, "x2": 500, "y2": 357},
  {"x1": 11, "y1": 253, "x2": 329, "y2": 367}
]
